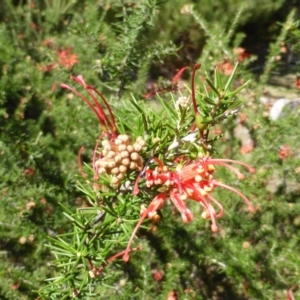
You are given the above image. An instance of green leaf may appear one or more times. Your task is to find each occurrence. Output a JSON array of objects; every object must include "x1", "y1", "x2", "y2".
[{"x1": 224, "y1": 62, "x2": 239, "y2": 92}]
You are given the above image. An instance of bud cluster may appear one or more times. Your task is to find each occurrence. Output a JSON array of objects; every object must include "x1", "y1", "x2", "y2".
[
  {"x1": 95, "y1": 135, "x2": 145, "y2": 187},
  {"x1": 175, "y1": 96, "x2": 190, "y2": 109}
]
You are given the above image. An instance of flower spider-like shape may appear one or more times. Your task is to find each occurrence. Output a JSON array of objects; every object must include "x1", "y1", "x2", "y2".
[
  {"x1": 61, "y1": 76, "x2": 145, "y2": 188},
  {"x1": 122, "y1": 155, "x2": 255, "y2": 262}
]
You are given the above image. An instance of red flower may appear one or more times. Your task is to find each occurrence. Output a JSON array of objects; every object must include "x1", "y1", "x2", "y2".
[
  {"x1": 216, "y1": 48, "x2": 251, "y2": 76},
  {"x1": 151, "y1": 269, "x2": 164, "y2": 281},
  {"x1": 278, "y1": 145, "x2": 291, "y2": 160},
  {"x1": 61, "y1": 75, "x2": 118, "y2": 138},
  {"x1": 61, "y1": 75, "x2": 119, "y2": 181},
  {"x1": 217, "y1": 60, "x2": 234, "y2": 76},
  {"x1": 166, "y1": 290, "x2": 178, "y2": 300},
  {"x1": 233, "y1": 47, "x2": 251, "y2": 62},
  {"x1": 123, "y1": 155, "x2": 255, "y2": 262},
  {"x1": 23, "y1": 167, "x2": 36, "y2": 176},
  {"x1": 58, "y1": 48, "x2": 78, "y2": 69},
  {"x1": 61, "y1": 76, "x2": 144, "y2": 187},
  {"x1": 295, "y1": 76, "x2": 300, "y2": 89}
]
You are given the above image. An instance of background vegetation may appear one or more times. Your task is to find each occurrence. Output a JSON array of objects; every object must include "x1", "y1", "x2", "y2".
[{"x1": 0, "y1": 0, "x2": 300, "y2": 299}]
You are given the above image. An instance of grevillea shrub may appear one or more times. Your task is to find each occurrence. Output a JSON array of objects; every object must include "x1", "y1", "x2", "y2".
[
  {"x1": 38, "y1": 64, "x2": 261, "y2": 299},
  {"x1": 1, "y1": 1, "x2": 299, "y2": 299}
]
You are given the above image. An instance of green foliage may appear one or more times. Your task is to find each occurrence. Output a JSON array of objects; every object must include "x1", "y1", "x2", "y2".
[
  {"x1": 287, "y1": 19, "x2": 300, "y2": 54},
  {"x1": 148, "y1": 0, "x2": 286, "y2": 74},
  {"x1": 38, "y1": 65, "x2": 254, "y2": 299},
  {"x1": 259, "y1": 9, "x2": 297, "y2": 88},
  {"x1": 285, "y1": 10, "x2": 300, "y2": 77},
  {"x1": 0, "y1": 0, "x2": 299, "y2": 299},
  {"x1": 68, "y1": 0, "x2": 178, "y2": 97}
]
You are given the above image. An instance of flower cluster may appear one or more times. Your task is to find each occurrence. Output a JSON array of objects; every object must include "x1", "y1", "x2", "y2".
[
  {"x1": 61, "y1": 75, "x2": 141, "y2": 188},
  {"x1": 37, "y1": 43, "x2": 78, "y2": 72},
  {"x1": 175, "y1": 96, "x2": 190, "y2": 109},
  {"x1": 95, "y1": 135, "x2": 145, "y2": 187},
  {"x1": 122, "y1": 155, "x2": 256, "y2": 262},
  {"x1": 57, "y1": 48, "x2": 78, "y2": 69},
  {"x1": 61, "y1": 76, "x2": 149, "y2": 191},
  {"x1": 61, "y1": 64, "x2": 256, "y2": 268}
]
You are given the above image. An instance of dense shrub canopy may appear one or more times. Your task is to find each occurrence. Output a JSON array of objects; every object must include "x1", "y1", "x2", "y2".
[{"x1": 0, "y1": 1, "x2": 299, "y2": 299}]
